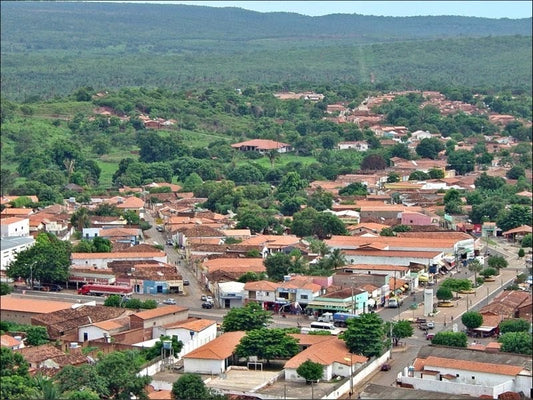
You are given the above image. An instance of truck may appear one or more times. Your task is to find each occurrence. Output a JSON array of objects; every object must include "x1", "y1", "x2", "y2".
[
  {"x1": 77, "y1": 284, "x2": 133, "y2": 296},
  {"x1": 332, "y1": 312, "x2": 359, "y2": 327}
]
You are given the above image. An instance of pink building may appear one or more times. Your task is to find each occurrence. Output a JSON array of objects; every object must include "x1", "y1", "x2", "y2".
[{"x1": 401, "y1": 212, "x2": 438, "y2": 226}]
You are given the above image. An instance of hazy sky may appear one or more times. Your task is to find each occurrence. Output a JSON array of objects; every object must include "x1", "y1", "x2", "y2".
[{"x1": 146, "y1": 1, "x2": 532, "y2": 19}]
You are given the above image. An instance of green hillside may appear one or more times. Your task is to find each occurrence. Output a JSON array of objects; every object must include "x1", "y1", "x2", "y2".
[{"x1": 1, "y1": 2, "x2": 531, "y2": 100}]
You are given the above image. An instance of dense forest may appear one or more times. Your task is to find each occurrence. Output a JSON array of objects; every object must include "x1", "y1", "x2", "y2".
[{"x1": 1, "y1": 2, "x2": 531, "y2": 100}]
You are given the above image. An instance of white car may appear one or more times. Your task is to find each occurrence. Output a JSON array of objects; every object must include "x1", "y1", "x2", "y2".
[
  {"x1": 206, "y1": 296, "x2": 213, "y2": 303},
  {"x1": 163, "y1": 298, "x2": 176, "y2": 305}
]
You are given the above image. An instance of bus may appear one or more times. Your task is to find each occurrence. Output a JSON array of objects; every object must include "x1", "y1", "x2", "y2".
[{"x1": 301, "y1": 322, "x2": 341, "y2": 335}]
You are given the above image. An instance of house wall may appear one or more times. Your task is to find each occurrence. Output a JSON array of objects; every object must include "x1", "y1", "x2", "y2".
[
  {"x1": 1, "y1": 238, "x2": 35, "y2": 271},
  {"x1": 345, "y1": 254, "x2": 440, "y2": 267},
  {"x1": 72, "y1": 254, "x2": 167, "y2": 269},
  {"x1": 1, "y1": 219, "x2": 30, "y2": 238},
  {"x1": 184, "y1": 358, "x2": 225, "y2": 375},
  {"x1": 0, "y1": 310, "x2": 37, "y2": 325},
  {"x1": 285, "y1": 364, "x2": 333, "y2": 382},
  {"x1": 401, "y1": 213, "x2": 432, "y2": 226},
  {"x1": 82, "y1": 228, "x2": 100, "y2": 239},
  {"x1": 78, "y1": 325, "x2": 108, "y2": 342},
  {"x1": 399, "y1": 375, "x2": 515, "y2": 399},
  {"x1": 153, "y1": 325, "x2": 217, "y2": 348},
  {"x1": 130, "y1": 309, "x2": 189, "y2": 331}
]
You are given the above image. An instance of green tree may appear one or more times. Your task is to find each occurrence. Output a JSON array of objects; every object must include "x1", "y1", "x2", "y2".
[
  {"x1": 1, "y1": 347, "x2": 33, "y2": 400},
  {"x1": 474, "y1": 172, "x2": 506, "y2": 190},
  {"x1": 6, "y1": 233, "x2": 71, "y2": 286},
  {"x1": 391, "y1": 320, "x2": 414, "y2": 346},
  {"x1": 441, "y1": 278, "x2": 472, "y2": 299},
  {"x1": 480, "y1": 267, "x2": 498, "y2": 278},
  {"x1": 436, "y1": 286, "x2": 453, "y2": 302},
  {"x1": 172, "y1": 373, "x2": 209, "y2": 400},
  {"x1": 431, "y1": 331, "x2": 468, "y2": 347},
  {"x1": 264, "y1": 253, "x2": 293, "y2": 282},
  {"x1": 296, "y1": 360, "x2": 324, "y2": 383},
  {"x1": 307, "y1": 187, "x2": 333, "y2": 211},
  {"x1": 222, "y1": 302, "x2": 272, "y2": 332},
  {"x1": 55, "y1": 364, "x2": 109, "y2": 398},
  {"x1": 182, "y1": 172, "x2": 203, "y2": 192},
  {"x1": 468, "y1": 259, "x2": 484, "y2": 287},
  {"x1": 291, "y1": 207, "x2": 347, "y2": 239},
  {"x1": 235, "y1": 328, "x2": 299, "y2": 364},
  {"x1": 342, "y1": 313, "x2": 384, "y2": 357},
  {"x1": 521, "y1": 234, "x2": 532, "y2": 248},
  {"x1": 328, "y1": 248, "x2": 347, "y2": 270},
  {"x1": 487, "y1": 256, "x2": 508, "y2": 271},
  {"x1": 94, "y1": 350, "x2": 151, "y2": 400},
  {"x1": 498, "y1": 332, "x2": 532, "y2": 355},
  {"x1": 461, "y1": 311, "x2": 483, "y2": 330},
  {"x1": 338, "y1": 182, "x2": 368, "y2": 196},
  {"x1": 237, "y1": 271, "x2": 266, "y2": 283},
  {"x1": 0, "y1": 283, "x2": 12, "y2": 296},
  {"x1": 518, "y1": 248, "x2": 525, "y2": 258},
  {"x1": 65, "y1": 390, "x2": 100, "y2": 400},
  {"x1": 498, "y1": 319, "x2": 531, "y2": 334},
  {"x1": 415, "y1": 138, "x2": 445, "y2": 159},
  {"x1": 497, "y1": 205, "x2": 532, "y2": 232},
  {"x1": 447, "y1": 150, "x2": 475, "y2": 175},
  {"x1": 70, "y1": 207, "x2": 91, "y2": 231},
  {"x1": 360, "y1": 153, "x2": 387, "y2": 171},
  {"x1": 25, "y1": 326, "x2": 49, "y2": 346},
  {"x1": 141, "y1": 336, "x2": 183, "y2": 361}
]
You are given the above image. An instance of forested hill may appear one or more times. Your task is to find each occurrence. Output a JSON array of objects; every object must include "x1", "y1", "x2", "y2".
[{"x1": 1, "y1": 2, "x2": 531, "y2": 100}]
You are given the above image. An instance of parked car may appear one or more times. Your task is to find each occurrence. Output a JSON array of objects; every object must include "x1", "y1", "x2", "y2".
[
  {"x1": 426, "y1": 322, "x2": 435, "y2": 329},
  {"x1": 201, "y1": 302, "x2": 213, "y2": 309},
  {"x1": 426, "y1": 332, "x2": 435, "y2": 340},
  {"x1": 32, "y1": 285, "x2": 49, "y2": 291},
  {"x1": 163, "y1": 298, "x2": 176, "y2": 305},
  {"x1": 183, "y1": 279, "x2": 190, "y2": 286},
  {"x1": 166, "y1": 240, "x2": 173, "y2": 246},
  {"x1": 206, "y1": 296, "x2": 213, "y2": 303},
  {"x1": 42, "y1": 284, "x2": 62, "y2": 292},
  {"x1": 380, "y1": 363, "x2": 391, "y2": 371},
  {"x1": 201, "y1": 294, "x2": 207, "y2": 301},
  {"x1": 156, "y1": 226, "x2": 164, "y2": 232}
]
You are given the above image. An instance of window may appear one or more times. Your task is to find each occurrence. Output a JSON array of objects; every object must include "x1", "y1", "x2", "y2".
[{"x1": 300, "y1": 294, "x2": 308, "y2": 300}]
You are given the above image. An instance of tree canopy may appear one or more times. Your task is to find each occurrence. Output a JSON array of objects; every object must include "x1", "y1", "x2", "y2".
[
  {"x1": 235, "y1": 328, "x2": 300, "y2": 364},
  {"x1": 342, "y1": 313, "x2": 385, "y2": 357},
  {"x1": 221, "y1": 302, "x2": 272, "y2": 332}
]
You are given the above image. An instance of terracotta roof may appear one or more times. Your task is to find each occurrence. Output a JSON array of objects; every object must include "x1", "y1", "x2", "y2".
[
  {"x1": 132, "y1": 305, "x2": 187, "y2": 320},
  {"x1": 0, "y1": 295, "x2": 74, "y2": 314},
  {"x1": 0, "y1": 216, "x2": 26, "y2": 225},
  {"x1": 285, "y1": 336, "x2": 367, "y2": 368},
  {"x1": 423, "y1": 356, "x2": 524, "y2": 376},
  {"x1": 1, "y1": 334, "x2": 22, "y2": 348},
  {"x1": 16, "y1": 344, "x2": 64, "y2": 364},
  {"x1": 148, "y1": 390, "x2": 172, "y2": 400},
  {"x1": 243, "y1": 280, "x2": 278, "y2": 291},
  {"x1": 99, "y1": 227, "x2": 141, "y2": 237},
  {"x1": 502, "y1": 225, "x2": 532, "y2": 235},
  {"x1": 183, "y1": 331, "x2": 246, "y2": 360},
  {"x1": 240, "y1": 235, "x2": 300, "y2": 247},
  {"x1": 345, "y1": 264, "x2": 409, "y2": 272},
  {"x1": 203, "y1": 257, "x2": 265, "y2": 273},
  {"x1": 326, "y1": 235, "x2": 461, "y2": 250},
  {"x1": 91, "y1": 316, "x2": 131, "y2": 331},
  {"x1": 164, "y1": 318, "x2": 216, "y2": 331}
]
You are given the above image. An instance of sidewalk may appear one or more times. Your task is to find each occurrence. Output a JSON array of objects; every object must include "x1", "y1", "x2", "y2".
[{"x1": 396, "y1": 265, "x2": 521, "y2": 325}]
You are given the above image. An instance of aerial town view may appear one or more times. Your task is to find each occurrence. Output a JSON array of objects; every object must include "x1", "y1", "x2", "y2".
[{"x1": 0, "y1": 1, "x2": 531, "y2": 399}]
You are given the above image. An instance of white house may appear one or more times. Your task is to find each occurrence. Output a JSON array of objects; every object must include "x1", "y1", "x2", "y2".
[
  {"x1": 338, "y1": 141, "x2": 369, "y2": 151},
  {"x1": 411, "y1": 130, "x2": 433, "y2": 141},
  {"x1": 398, "y1": 350, "x2": 532, "y2": 399},
  {"x1": 78, "y1": 316, "x2": 131, "y2": 342},
  {"x1": 216, "y1": 281, "x2": 246, "y2": 309},
  {"x1": 183, "y1": 331, "x2": 245, "y2": 375},
  {"x1": 153, "y1": 318, "x2": 217, "y2": 356},
  {"x1": 284, "y1": 335, "x2": 367, "y2": 382},
  {"x1": 71, "y1": 250, "x2": 167, "y2": 269},
  {"x1": 1, "y1": 217, "x2": 30, "y2": 238},
  {"x1": 1, "y1": 236, "x2": 35, "y2": 277}
]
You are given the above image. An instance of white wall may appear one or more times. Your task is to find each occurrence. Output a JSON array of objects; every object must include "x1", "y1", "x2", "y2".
[
  {"x1": 1, "y1": 219, "x2": 30, "y2": 238},
  {"x1": 184, "y1": 357, "x2": 224, "y2": 375},
  {"x1": 78, "y1": 325, "x2": 107, "y2": 342}
]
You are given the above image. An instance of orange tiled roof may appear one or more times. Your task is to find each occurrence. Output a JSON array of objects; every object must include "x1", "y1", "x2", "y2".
[
  {"x1": 91, "y1": 316, "x2": 131, "y2": 331},
  {"x1": 1, "y1": 208, "x2": 33, "y2": 216},
  {"x1": 0, "y1": 295, "x2": 74, "y2": 314},
  {"x1": 423, "y1": 356, "x2": 524, "y2": 376},
  {"x1": 203, "y1": 257, "x2": 265, "y2": 273},
  {"x1": 132, "y1": 305, "x2": 187, "y2": 320},
  {"x1": 183, "y1": 331, "x2": 246, "y2": 360},
  {"x1": 243, "y1": 280, "x2": 278, "y2": 291},
  {"x1": 1, "y1": 334, "x2": 22, "y2": 348},
  {"x1": 164, "y1": 318, "x2": 216, "y2": 331},
  {"x1": 344, "y1": 249, "x2": 442, "y2": 258},
  {"x1": 0, "y1": 217, "x2": 26, "y2": 225},
  {"x1": 284, "y1": 336, "x2": 367, "y2": 368},
  {"x1": 240, "y1": 234, "x2": 300, "y2": 247}
]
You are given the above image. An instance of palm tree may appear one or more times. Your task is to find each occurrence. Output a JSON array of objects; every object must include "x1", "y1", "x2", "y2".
[
  {"x1": 267, "y1": 149, "x2": 280, "y2": 168},
  {"x1": 329, "y1": 248, "x2": 347, "y2": 270},
  {"x1": 468, "y1": 259, "x2": 483, "y2": 287}
]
